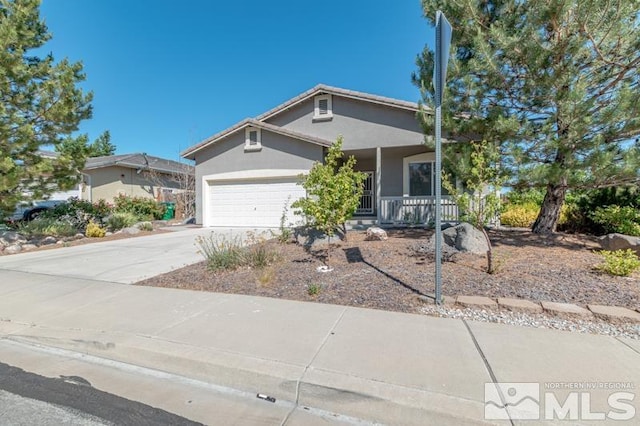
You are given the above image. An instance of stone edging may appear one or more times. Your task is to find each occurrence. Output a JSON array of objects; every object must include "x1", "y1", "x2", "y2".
[{"x1": 442, "y1": 295, "x2": 640, "y2": 323}]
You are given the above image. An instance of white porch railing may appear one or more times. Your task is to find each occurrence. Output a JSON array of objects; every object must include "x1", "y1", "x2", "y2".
[{"x1": 379, "y1": 196, "x2": 459, "y2": 226}]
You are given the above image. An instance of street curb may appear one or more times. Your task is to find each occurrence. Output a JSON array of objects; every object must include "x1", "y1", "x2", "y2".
[{"x1": 3, "y1": 331, "x2": 496, "y2": 425}]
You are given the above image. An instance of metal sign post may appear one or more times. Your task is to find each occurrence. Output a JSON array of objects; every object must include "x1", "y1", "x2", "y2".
[{"x1": 433, "y1": 11, "x2": 452, "y2": 305}]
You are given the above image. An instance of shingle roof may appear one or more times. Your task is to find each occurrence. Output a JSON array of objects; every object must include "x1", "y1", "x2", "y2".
[
  {"x1": 181, "y1": 119, "x2": 333, "y2": 158},
  {"x1": 256, "y1": 84, "x2": 422, "y2": 122},
  {"x1": 84, "y1": 153, "x2": 194, "y2": 175},
  {"x1": 182, "y1": 84, "x2": 425, "y2": 159}
]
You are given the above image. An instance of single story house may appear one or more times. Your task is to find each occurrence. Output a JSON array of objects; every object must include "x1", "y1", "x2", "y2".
[
  {"x1": 80, "y1": 153, "x2": 194, "y2": 203},
  {"x1": 181, "y1": 84, "x2": 458, "y2": 228}
]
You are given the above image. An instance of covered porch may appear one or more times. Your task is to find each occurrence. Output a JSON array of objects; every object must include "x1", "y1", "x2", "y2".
[{"x1": 345, "y1": 146, "x2": 460, "y2": 227}]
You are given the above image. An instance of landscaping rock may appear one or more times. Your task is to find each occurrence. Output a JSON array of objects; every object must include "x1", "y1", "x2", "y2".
[
  {"x1": 21, "y1": 244, "x2": 38, "y2": 251},
  {"x1": 433, "y1": 222, "x2": 489, "y2": 254},
  {"x1": 4, "y1": 244, "x2": 22, "y2": 255},
  {"x1": 598, "y1": 233, "x2": 640, "y2": 255},
  {"x1": 74, "y1": 233, "x2": 85, "y2": 240},
  {"x1": 0, "y1": 231, "x2": 26, "y2": 244},
  {"x1": 365, "y1": 227, "x2": 388, "y2": 241},
  {"x1": 120, "y1": 226, "x2": 140, "y2": 235},
  {"x1": 40, "y1": 236, "x2": 57, "y2": 245}
]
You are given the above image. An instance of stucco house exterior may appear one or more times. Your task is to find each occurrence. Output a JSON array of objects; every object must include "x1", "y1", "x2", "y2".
[
  {"x1": 182, "y1": 84, "x2": 457, "y2": 228},
  {"x1": 80, "y1": 153, "x2": 194, "y2": 203}
]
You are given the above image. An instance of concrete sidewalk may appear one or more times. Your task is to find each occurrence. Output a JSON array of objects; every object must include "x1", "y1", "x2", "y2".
[{"x1": 1, "y1": 270, "x2": 639, "y2": 425}]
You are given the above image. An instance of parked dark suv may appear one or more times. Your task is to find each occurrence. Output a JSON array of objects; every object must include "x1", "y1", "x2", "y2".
[{"x1": 9, "y1": 200, "x2": 65, "y2": 222}]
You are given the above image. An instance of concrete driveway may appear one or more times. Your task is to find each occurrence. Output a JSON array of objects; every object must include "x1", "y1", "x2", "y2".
[{"x1": 0, "y1": 226, "x2": 268, "y2": 284}]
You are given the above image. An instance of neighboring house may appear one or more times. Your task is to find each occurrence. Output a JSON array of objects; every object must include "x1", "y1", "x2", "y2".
[
  {"x1": 182, "y1": 84, "x2": 458, "y2": 228},
  {"x1": 81, "y1": 153, "x2": 194, "y2": 203}
]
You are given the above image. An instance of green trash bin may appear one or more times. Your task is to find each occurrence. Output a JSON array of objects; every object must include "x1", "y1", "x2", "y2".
[{"x1": 161, "y1": 202, "x2": 175, "y2": 220}]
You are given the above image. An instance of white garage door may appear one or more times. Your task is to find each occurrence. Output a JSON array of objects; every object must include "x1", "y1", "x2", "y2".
[{"x1": 207, "y1": 177, "x2": 306, "y2": 227}]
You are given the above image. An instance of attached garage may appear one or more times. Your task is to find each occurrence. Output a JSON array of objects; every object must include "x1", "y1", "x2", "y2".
[{"x1": 203, "y1": 171, "x2": 308, "y2": 228}]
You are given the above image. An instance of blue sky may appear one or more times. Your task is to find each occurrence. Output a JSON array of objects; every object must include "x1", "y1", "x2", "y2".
[{"x1": 39, "y1": 0, "x2": 433, "y2": 160}]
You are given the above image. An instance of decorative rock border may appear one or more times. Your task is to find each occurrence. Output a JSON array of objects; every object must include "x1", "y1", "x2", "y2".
[{"x1": 442, "y1": 295, "x2": 640, "y2": 323}]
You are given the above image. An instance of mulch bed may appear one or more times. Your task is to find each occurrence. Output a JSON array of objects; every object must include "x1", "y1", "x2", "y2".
[{"x1": 136, "y1": 228, "x2": 640, "y2": 314}]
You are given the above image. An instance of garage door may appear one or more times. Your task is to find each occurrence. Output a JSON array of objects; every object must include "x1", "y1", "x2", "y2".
[{"x1": 207, "y1": 177, "x2": 306, "y2": 227}]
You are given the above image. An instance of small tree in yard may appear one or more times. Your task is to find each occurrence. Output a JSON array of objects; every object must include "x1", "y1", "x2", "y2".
[
  {"x1": 292, "y1": 137, "x2": 366, "y2": 264},
  {"x1": 443, "y1": 140, "x2": 503, "y2": 273}
]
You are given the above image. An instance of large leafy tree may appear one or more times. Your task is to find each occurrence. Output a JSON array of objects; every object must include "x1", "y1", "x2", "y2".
[
  {"x1": 414, "y1": 0, "x2": 640, "y2": 234},
  {"x1": 56, "y1": 130, "x2": 116, "y2": 158},
  {"x1": 0, "y1": 0, "x2": 92, "y2": 217}
]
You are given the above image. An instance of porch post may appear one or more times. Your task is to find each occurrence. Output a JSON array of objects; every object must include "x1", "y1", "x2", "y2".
[{"x1": 376, "y1": 146, "x2": 381, "y2": 224}]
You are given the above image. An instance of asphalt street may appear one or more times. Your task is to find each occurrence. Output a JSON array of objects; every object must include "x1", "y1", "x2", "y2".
[{"x1": 0, "y1": 361, "x2": 202, "y2": 426}]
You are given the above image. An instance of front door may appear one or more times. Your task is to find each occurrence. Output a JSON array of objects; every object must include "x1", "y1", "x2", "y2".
[{"x1": 356, "y1": 171, "x2": 375, "y2": 215}]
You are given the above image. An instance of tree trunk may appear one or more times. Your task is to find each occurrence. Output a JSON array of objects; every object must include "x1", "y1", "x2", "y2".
[
  {"x1": 480, "y1": 226, "x2": 494, "y2": 274},
  {"x1": 532, "y1": 182, "x2": 567, "y2": 234}
]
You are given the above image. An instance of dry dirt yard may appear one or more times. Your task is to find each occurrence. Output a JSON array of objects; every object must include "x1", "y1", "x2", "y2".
[{"x1": 137, "y1": 228, "x2": 640, "y2": 314}]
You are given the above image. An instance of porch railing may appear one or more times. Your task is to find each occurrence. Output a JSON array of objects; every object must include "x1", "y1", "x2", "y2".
[{"x1": 379, "y1": 196, "x2": 459, "y2": 226}]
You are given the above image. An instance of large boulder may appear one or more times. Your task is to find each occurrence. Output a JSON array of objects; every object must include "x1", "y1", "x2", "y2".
[
  {"x1": 599, "y1": 233, "x2": 640, "y2": 255},
  {"x1": 442, "y1": 222, "x2": 489, "y2": 254},
  {"x1": 365, "y1": 227, "x2": 388, "y2": 241}
]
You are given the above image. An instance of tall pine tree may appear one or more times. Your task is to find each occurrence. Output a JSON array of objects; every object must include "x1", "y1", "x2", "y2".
[
  {"x1": 414, "y1": 0, "x2": 640, "y2": 234},
  {"x1": 56, "y1": 130, "x2": 116, "y2": 159},
  {"x1": 1, "y1": 0, "x2": 92, "y2": 216}
]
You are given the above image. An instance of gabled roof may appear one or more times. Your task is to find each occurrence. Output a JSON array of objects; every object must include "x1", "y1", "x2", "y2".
[
  {"x1": 182, "y1": 84, "x2": 425, "y2": 159},
  {"x1": 181, "y1": 118, "x2": 333, "y2": 158},
  {"x1": 255, "y1": 84, "x2": 421, "y2": 122},
  {"x1": 84, "y1": 153, "x2": 194, "y2": 175}
]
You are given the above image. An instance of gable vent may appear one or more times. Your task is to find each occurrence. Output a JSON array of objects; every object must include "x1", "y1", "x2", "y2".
[{"x1": 318, "y1": 98, "x2": 329, "y2": 115}]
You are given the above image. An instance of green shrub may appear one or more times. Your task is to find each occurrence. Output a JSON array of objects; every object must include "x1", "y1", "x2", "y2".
[
  {"x1": 43, "y1": 197, "x2": 111, "y2": 231},
  {"x1": 590, "y1": 205, "x2": 640, "y2": 236},
  {"x1": 197, "y1": 234, "x2": 247, "y2": 272},
  {"x1": 17, "y1": 218, "x2": 77, "y2": 237},
  {"x1": 137, "y1": 221, "x2": 154, "y2": 231},
  {"x1": 244, "y1": 242, "x2": 282, "y2": 268},
  {"x1": 113, "y1": 195, "x2": 165, "y2": 220},
  {"x1": 307, "y1": 283, "x2": 321, "y2": 296},
  {"x1": 595, "y1": 249, "x2": 640, "y2": 276},
  {"x1": 85, "y1": 221, "x2": 106, "y2": 238},
  {"x1": 196, "y1": 234, "x2": 281, "y2": 272},
  {"x1": 503, "y1": 188, "x2": 545, "y2": 206},
  {"x1": 500, "y1": 202, "x2": 539, "y2": 227},
  {"x1": 106, "y1": 212, "x2": 139, "y2": 231}
]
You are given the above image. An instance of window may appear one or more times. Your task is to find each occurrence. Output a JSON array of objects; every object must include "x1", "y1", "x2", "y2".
[
  {"x1": 245, "y1": 127, "x2": 261, "y2": 151},
  {"x1": 409, "y1": 162, "x2": 432, "y2": 196},
  {"x1": 313, "y1": 94, "x2": 333, "y2": 120},
  {"x1": 403, "y1": 153, "x2": 449, "y2": 196}
]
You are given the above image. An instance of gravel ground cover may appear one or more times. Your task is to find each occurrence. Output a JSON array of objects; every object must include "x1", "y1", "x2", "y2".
[{"x1": 137, "y1": 227, "x2": 640, "y2": 338}]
